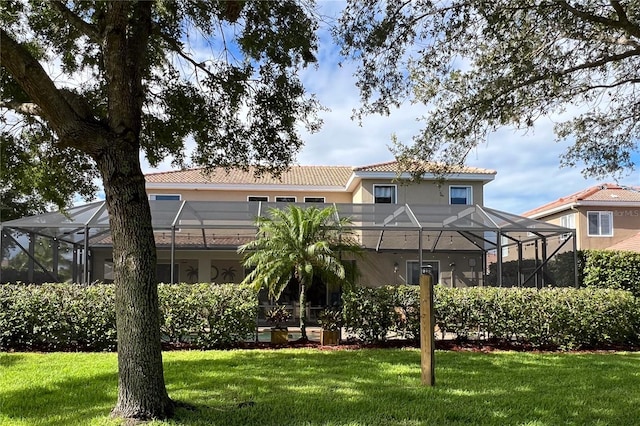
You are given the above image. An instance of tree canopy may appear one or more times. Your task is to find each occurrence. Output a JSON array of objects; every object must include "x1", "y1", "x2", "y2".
[
  {"x1": 1, "y1": 1, "x2": 322, "y2": 420},
  {"x1": 1, "y1": 0, "x2": 321, "y2": 214},
  {"x1": 337, "y1": 1, "x2": 640, "y2": 179}
]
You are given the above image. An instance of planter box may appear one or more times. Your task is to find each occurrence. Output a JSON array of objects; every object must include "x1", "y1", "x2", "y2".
[
  {"x1": 321, "y1": 329, "x2": 340, "y2": 346},
  {"x1": 270, "y1": 328, "x2": 288, "y2": 344}
]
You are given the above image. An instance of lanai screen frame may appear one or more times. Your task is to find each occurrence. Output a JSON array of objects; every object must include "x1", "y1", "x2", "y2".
[{"x1": 0, "y1": 200, "x2": 577, "y2": 287}]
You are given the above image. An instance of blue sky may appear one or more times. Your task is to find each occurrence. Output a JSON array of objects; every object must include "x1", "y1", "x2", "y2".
[{"x1": 140, "y1": 1, "x2": 640, "y2": 215}]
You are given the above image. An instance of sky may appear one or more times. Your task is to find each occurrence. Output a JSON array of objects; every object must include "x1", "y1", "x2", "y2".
[{"x1": 135, "y1": 2, "x2": 640, "y2": 216}]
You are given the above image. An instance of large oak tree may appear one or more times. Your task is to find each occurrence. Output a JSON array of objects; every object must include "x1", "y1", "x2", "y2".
[
  {"x1": 337, "y1": 1, "x2": 640, "y2": 179},
  {"x1": 1, "y1": 0, "x2": 320, "y2": 420}
]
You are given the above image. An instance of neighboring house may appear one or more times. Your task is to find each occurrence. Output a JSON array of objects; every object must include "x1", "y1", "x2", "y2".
[{"x1": 522, "y1": 183, "x2": 640, "y2": 252}]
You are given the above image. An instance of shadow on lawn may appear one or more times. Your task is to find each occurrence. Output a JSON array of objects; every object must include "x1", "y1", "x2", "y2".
[
  {"x1": 163, "y1": 350, "x2": 640, "y2": 426},
  {"x1": 0, "y1": 369, "x2": 117, "y2": 426}
]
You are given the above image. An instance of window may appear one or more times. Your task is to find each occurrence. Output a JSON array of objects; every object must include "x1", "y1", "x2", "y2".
[
  {"x1": 373, "y1": 185, "x2": 397, "y2": 204},
  {"x1": 406, "y1": 261, "x2": 439, "y2": 285},
  {"x1": 275, "y1": 196, "x2": 296, "y2": 202},
  {"x1": 449, "y1": 186, "x2": 472, "y2": 205},
  {"x1": 149, "y1": 194, "x2": 180, "y2": 201},
  {"x1": 248, "y1": 196, "x2": 268, "y2": 202},
  {"x1": 560, "y1": 213, "x2": 576, "y2": 240},
  {"x1": 304, "y1": 197, "x2": 325, "y2": 203},
  {"x1": 587, "y1": 211, "x2": 613, "y2": 236},
  {"x1": 501, "y1": 236, "x2": 509, "y2": 258}
]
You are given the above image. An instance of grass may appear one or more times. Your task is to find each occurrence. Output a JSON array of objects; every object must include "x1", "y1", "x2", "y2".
[{"x1": 1, "y1": 349, "x2": 639, "y2": 425}]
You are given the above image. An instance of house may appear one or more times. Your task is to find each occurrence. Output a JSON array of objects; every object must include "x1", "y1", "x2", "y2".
[
  {"x1": 135, "y1": 160, "x2": 496, "y2": 289},
  {"x1": 522, "y1": 183, "x2": 640, "y2": 252},
  {"x1": 1, "y1": 160, "x2": 575, "y2": 315}
]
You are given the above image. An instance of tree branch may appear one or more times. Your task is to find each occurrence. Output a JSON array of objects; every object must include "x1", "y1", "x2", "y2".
[
  {"x1": 0, "y1": 30, "x2": 78, "y2": 134},
  {"x1": 50, "y1": 1, "x2": 101, "y2": 43},
  {"x1": 0, "y1": 101, "x2": 43, "y2": 116},
  {"x1": 555, "y1": 0, "x2": 640, "y2": 39}
]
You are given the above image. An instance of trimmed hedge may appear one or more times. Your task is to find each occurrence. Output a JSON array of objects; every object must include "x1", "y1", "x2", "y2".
[
  {"x1": 582, "y1": 250, "x2": 640, "y2": 297},
  {"x1": 158, "y1": 283, "x2": 257, "y2": 348},
  {"x1": 342, "y1": 285, "x2": 640, "y2": 349},
  {"x1": 486, "y1": 249, "x2": 640, "y2": 297},
  {"x1": 0, "y1": 283, "x2": 257, "y2": 351}
]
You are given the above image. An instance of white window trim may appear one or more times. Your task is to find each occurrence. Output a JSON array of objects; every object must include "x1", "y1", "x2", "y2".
[
  {"x1": 373, "y1": 184, "x2": 398, "y2": 204},
  {"x1": 406, "y1": 260, "x2": 440, "y2": 285},
  {"x1": 304, "y1": 196, "x2": 326, "y2": 203},
  {"x1": 449, "y1": 185, "x2": 473, "y2": 205},
  {"x1": 247, "y1": 196, "x2": 269, "y2": 202},
  {"x1": 560, "y1": 213, "x2": 576, "y2": 241},
  {"x1": 149, "y1": 194, "x2": 181, "y2": 201},
  {"x1": 587, "y1": 211, "x2": 614, "y2": 237},
  {"x1": 501, "y1": 236, "x2": 509, "y2": 258},
  {"x1": 275, "y1": 196, "x2": 297, "y2": 202}
]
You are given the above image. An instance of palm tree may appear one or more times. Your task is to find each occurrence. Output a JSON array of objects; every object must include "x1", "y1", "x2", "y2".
[{"x1": 239, "y1": 205, "x2": 361, "y2": 341}]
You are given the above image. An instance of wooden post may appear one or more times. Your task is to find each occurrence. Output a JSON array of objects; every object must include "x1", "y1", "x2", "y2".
[{"x1": 420, "y1": 267, "x2": 435, "y2": 386}]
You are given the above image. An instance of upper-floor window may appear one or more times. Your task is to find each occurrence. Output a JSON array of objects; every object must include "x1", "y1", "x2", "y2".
[
  {"x1": 560, "y1": 213, "x2": 576, "y2": 240},
  {"x1": 373, "y1": 185, "x2": 397, "y2": 204},
  {"x1": 248, "y1": 196, "x2": 268, "y2": 202},
  {"x1": 275, "y1": 196, "x2": 296, "y2": 202},
  {"x1": 304, "y1": 197, "x2": 325, "y2": 203},
  {"x1": 587, "y1": 211, "x2": 613, "y2": 236},
  {"x1": 149, "y1": 194, "x2": 181, "y2": 201},
  {"x1": 449, "y1": 186, "x2": 472, "y2": 205}
]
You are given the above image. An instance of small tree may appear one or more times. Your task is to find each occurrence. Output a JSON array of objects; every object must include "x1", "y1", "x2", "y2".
[{"x1": 239, "y1": 205, "x2": 361, "y2": 340}]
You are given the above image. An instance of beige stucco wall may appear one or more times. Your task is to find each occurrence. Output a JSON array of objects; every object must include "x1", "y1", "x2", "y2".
[
  {"x1": 357, "y1": 179, "x2": 485, "y2": 205},
  {"x1": 148, "y1": 176, "x2": 487, "y2": 206},
  {"x1": 531, "y1": 206, "x2": 640, "y2": 251},
  {"x1": 92, "y1": 247, "x2": 485, "y2": 287},
  {"x1": 148, "y1": 188, "x2": 353, "y2": 203},
  {"x1": 575, "y1": 206, "x2": 640, "y2": 250}
]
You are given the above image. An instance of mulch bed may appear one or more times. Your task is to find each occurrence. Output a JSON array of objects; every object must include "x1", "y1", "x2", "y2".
[{"x1": 163, "y1": 338, "x2": 640, "y2": 353}]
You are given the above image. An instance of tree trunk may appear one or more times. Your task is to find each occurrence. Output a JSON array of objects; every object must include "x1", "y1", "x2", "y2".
[
  {"x1": 97, "y1": 143, "x2": 174, "y2": 420},
  {"x1": 299, "y1": 281, "x2": 307, "y2": 340}
]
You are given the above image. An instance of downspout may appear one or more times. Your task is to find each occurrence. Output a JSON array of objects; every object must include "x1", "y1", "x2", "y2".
[
  {"x1": 171, "y1": 200, "x2": 187, "y2": 285},
  {"x1": 83, "y1": 226, "x2": 89, "y2": 284},
  {"x1": 517, "y1": 241, "x2": 523, "y2": 287},
  {"x1": 573, "y1": 230, "x2": 579, "y2": 288},
  {"x1": 541, "y1": 236, "x2": 548, "y2": 287},
  {"x1": 170, "y1": 226, "x2": 176, "y2": 284},
  {"x1": 418, "y1": 229, "x2": 423, "y2": 279},
  {"x1": 52, "y1": 237, "x2": 59, "y2": 282},
  {"x1": 28, "y1": 232, "x2": 35, "y2": 283},
  {"x1": 496, "y1": 231, "x2": 502, "y2": 287}
]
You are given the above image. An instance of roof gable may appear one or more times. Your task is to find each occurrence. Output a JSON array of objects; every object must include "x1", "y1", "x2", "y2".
[{"x1": 523, "y1": 183, "x2": 640, "y2": 218}]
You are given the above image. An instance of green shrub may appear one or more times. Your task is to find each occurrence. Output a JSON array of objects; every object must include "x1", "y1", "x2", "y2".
[
  {"x1": 342, "y1": 285, "x2": 640, "y2": 349},
  {"x1": 0, "y1": 283, "x2": 116, "y2": 351},
  {"x1": 582, "y1": 250, "x2": 640, "y2": 297},
  {"x1": 159, "y1": 283, "x2": 257, "y2": 348},
  {"x1": 342, "y1": 286, "x2": 397, "y2": 342},
  {"x1": 0, "y1": 282, "x2": 258, "y2": 351}
]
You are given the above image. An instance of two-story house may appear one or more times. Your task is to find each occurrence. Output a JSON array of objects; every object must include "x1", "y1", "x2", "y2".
[
  {"x1": 128, "y1": 161, "x2": 496, "y2": 290},
  {"x1": 522, "y1": 183, "x2": 640, "y2": 252},
  {"x1": 3, "y1": 160, "x2": 576, "y2": 312}
]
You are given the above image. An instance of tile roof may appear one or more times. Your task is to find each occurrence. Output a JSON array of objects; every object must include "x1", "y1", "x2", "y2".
[
  {"x1": 523, "y1": 183, "x2": 640, "y2": 217},
  {"x1": 145, "y1": 165, "x2": 354, "y2": 186},
  {"x1": 353, "y1": 160, "x2": 496, "y2": 175},
  {"x1": 145, "y1": 161, "x2": 496, "y2": 186},
  {"x1": 606, "y1": 232, "x2": 640, "y2": 253}
]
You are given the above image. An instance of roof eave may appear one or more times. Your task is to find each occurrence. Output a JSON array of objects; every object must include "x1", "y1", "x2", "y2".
[{"x1": 145, "y1": 182, "x2": 350, "y2": 192}]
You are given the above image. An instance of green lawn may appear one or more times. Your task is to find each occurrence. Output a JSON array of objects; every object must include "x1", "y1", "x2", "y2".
[{"x1": 0, "y1": 349, "x2": 638, "y2": 425}]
